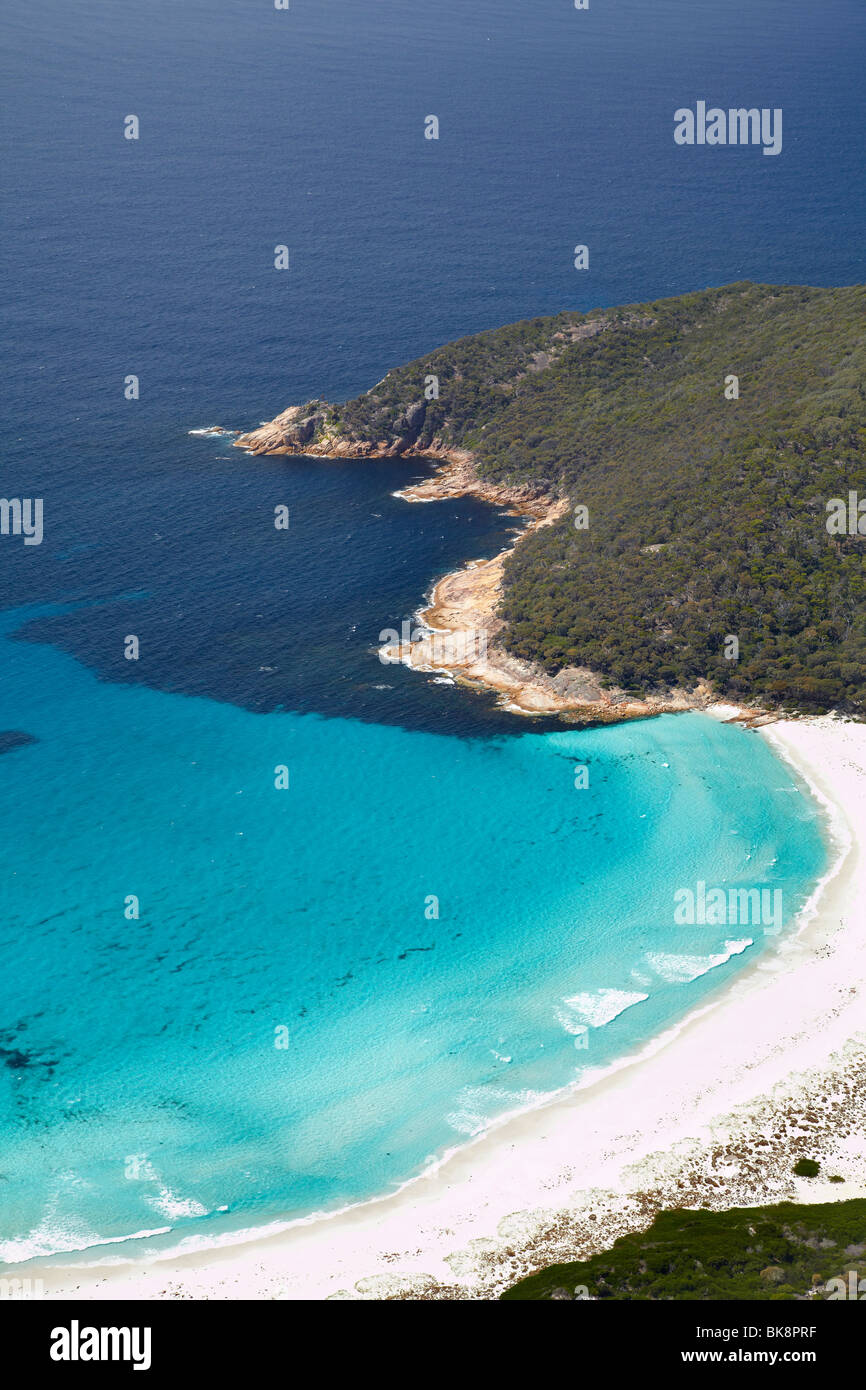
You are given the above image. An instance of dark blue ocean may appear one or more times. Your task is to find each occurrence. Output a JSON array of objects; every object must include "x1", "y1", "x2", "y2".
[{"x1": 0, "y1": 0, "x2": 858, "y2": 1263}]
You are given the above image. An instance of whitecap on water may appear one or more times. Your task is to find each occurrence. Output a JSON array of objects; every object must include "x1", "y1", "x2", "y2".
[
  {"x1": 144, "y1": 1186, "x2": 209, "y2": 1221},
  {"x1": 643, "y1": 939, "x2": 753, "y2": 984},
  {"x1": 556, "y1": 987, "x2": 649, "y2": 1031}
]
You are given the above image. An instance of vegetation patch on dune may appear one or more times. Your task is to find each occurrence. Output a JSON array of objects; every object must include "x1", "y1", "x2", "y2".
[{"x1": 501, "y1": 1199, "x2": 866, "y2": 1300}]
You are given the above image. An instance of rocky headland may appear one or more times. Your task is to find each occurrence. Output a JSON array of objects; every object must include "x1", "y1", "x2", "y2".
[{"x1": 234, "y1": 407, "x2": 747, "y2": 724}]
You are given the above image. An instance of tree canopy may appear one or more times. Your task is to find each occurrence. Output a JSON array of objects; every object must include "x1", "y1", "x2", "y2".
[{"x1": 309, "y1": 283, "x2": 866, "y2": 714}]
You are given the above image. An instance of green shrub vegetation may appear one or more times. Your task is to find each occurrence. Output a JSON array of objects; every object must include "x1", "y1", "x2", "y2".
[
  {"x1": 317, "y1": 283, "x2": 866, "y2": 713},
  {"x1": 794, "y1": 1158, "x2": 821, "y2": 1178},
  {"x1": 500, "y1": 1199, "x2": 866, "y2": 1300}
]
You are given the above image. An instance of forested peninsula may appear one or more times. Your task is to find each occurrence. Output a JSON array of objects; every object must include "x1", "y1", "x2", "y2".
[{"x1": 237, "y1": 283, "x2": 866, "y2": 716}]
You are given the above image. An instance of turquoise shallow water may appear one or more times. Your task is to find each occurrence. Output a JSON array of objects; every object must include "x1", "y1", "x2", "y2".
[
  {"x1": 0, "y1": 606, "x2": 826, "y2": 1263},
  {"x1": 0, "y1": 0, "x2": 859, "y2": 1272}
]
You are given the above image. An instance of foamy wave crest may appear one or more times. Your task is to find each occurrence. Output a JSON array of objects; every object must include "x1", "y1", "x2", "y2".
[
  {"x1": 557, "y1": 988, "x2": 649, "y2": 1031},
  {"x1": 144, "y1": 1186, "x2": 209, "y2": 1220},
  {"x1": 444, "y1": 1108, "x2": 487, "y2": 1136},
  {"x1": 0, "y1": 1221, "x2": 172, "y2": 1264},
  {"x1": 644, "y1": 938, "x2": 753, "y2": 984},
  {"x1": 445, "y1": 1085, "x2": 548, "y2": 1136}
]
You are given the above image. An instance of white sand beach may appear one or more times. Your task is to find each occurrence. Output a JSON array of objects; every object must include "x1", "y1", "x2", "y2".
[{"x1": 14, "y1": 713, "x2": 865, "y2": 1301}]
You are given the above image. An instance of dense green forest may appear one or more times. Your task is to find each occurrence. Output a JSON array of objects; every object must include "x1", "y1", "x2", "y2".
[
  {"x1": 501, "y1": 1198, "x2": 866, "y2": 1300},
  {"x1": 278, "y1": 284, "x2": 866, "y2": 713}
]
